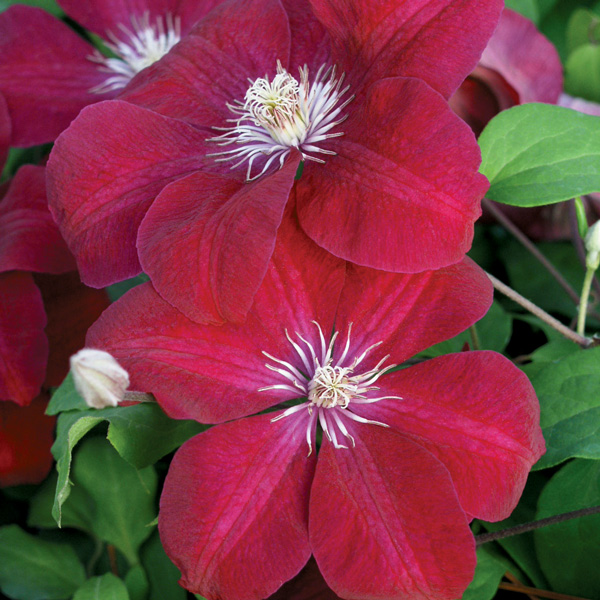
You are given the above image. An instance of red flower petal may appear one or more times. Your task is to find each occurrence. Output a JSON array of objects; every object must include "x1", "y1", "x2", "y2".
[
  {"x1": 0, "y1": 93, "x2": 10, "y2": 173},
  {"x1": 0, "y1": 165, "x2": 75, "y2": 275},
  {"x1": 310, "y1": 426, "x2": 475, "y2": 600},
  {"x1": 308, "y1": 0, "x2": 503, "y2": 98},
  {"x1": 138, "y1": 153, "x2": 300, "y2": 324},
  {"x1": 0, "y1": 272, "x2": 47, "y2": 406},
  {"x1": 35, "y1": 272, "x2": 110, "y2": 388},
  {"x1": 159, "y1": 412, "x2": 316, "y2": 600},
  {"x1": 479, "y1": 9, "x2": 562, "y2": 106},
  {"x1": 0, "y1": 6, "x2": 110, "y2": 146},
  {"x1": 121, "y1": 0, "x2": 291, "y2": 126},
  {"x1": 360, "y1": 352, "x2": 545, "y2": 522},
  {"x1": 57, "y1": 0, "x2": 211, "y2": 38},
  {"x1": 332, "y1": 259, "x2": 492, "y2": 370},
  {"x1": 87, "y1": 212, "x2": 346, "y2": 422},
  {"x1": 47, "y1": 100, "x2": 210, "y2": 287},
  {"x1": 296, "y1": 77, "x2": 487, "y2": 273},
  {"x1": 0, "y1": 394, "x2": 55, "y2": 488}
]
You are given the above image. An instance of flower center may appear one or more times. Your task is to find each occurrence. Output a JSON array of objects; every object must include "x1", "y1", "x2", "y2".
[
  {"x1": 89, "y1": 12, "x2": 181, "y2": 94},
  {"x1": 259, "y1": 322, "x2": 400, "y2": 453},
  {"x1": 208, "y1": 61, "x2": 354, "y2": 181}
]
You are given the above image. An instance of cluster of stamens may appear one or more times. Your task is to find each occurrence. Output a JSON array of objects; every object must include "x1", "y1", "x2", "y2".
[
  {"x1": 259, "y1": 322, "x2": 401, "y2": 453},
  {"x1": 208, "y1": 61, "x2": 354, "y2": 181},
  {"x1": 89, "y1": 12, "x2": 181, "y2": 94}
]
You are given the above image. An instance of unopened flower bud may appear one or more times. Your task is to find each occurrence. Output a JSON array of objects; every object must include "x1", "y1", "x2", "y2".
[
  {"x1": 585, "y1": 221, "x2": 600, "y2": 270},
  {"x1": 70, "y1": 349, "x2": 129, "y2": 409}
]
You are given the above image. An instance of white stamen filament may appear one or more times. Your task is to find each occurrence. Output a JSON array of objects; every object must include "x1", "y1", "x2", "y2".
[
  {"x1": 260, "y1": 322, "x2": 400, "y2": 452},
  {"x1": 89, "y1": 12, "x2": 181, "y2": 94},
  {"x1": 208, "y1": 61, "x2": 354, "y2": 181}
]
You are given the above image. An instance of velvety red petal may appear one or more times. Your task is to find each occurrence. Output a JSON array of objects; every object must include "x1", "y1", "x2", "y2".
[
  {"x1": 0, "y1": 165, "x2": 75, "y2": 275},
  {"x1": 480, "y1": 9, "x2": 562, "y2": 105},
  {"x1": 0, "y1": 395, "x2": 55, "y2": 488},
  {"x1": 47, "y1": 100, "x2": 210, "y2": 287},
  {"x1": 0, "y1": 6, "x2": 110, "y2": 146},
  {"x1": 34, "y1": 272, "x2": 110, "y2": 388},
  {"x1": 359, "y1": 352, "x2": 545, "y2": 522},
  {"x1": 159, "y1": 412, "x2": 316, "y2": 600},
  {"x1": 296, "y1": 77, "x2": 487, "y2": 273},
  {"x1": 308, "y1": 0, "x2": 503, "y2": 98},
  {"x1": 310, "y1": 426, "x2": 475, "y2": 600},
  {"x1": 332, "y1": 258, "x2": 492, "y2": 371},
  {"x1": 58, "y1": 0, "x2": 182, "y2": 38},
  {"x1": 0, "y1": 273, "x2": 47, "y2": 406},
  {"x1": 0, "y1": 94, "x2": 10, "y2": 173},
  {"x1": 283, "y1": 0, "x2": 331, "y2": 71},
  {"x1": 121, "y1": 0, "x2": 291, "y2": 126},
  {"x1": 138, "y1": 153, "x2": 300, "y2": 324},
  {"x1": 87, "y1": 211, "x2": 346, "y2": 422}
]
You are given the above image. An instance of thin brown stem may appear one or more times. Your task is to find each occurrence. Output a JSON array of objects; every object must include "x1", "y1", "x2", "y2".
[
  {"x1": 498, "y1": 582, "x2": 590, "y2": 600},
  {"x1": 486, "y1": 272, "x2": 593, "y2": 348},
  {"x1": 107, "y1": 544, "x2": 119, "y2": 577},
  {"x1": 505, "y1": 572, "x2": 540, "y2": 600},
  {"x1": 475, "y1": 505, "x2": 600, "y2": 546},
  {"x1": 483, "y1": 198, "x2": 581, "y2": 305}
]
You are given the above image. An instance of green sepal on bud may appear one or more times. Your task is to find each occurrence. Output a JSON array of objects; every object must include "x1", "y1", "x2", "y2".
[{"x1": 584, "y1": 220, "x2": 600, "y2": 270}]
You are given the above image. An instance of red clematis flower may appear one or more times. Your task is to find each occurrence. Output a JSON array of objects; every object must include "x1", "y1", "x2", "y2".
[
  {"x1": 449, "y1": 8, "x2": 563, "y2": 136},
  {"x1": 87, "y1": 212, "x2": 545, "y2": 600},
  {"x1": 0, "y1": 0, "x2": 222, "y2": 146},
  {"x1": 48, "y1": 0, "x2": 502, "y2": 325}
]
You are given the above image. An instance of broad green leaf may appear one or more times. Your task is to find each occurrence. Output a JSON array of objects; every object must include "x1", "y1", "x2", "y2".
[
  {"x1": 141, "y1": 531, "x2": 186, "y2": 600},
  {"x1": 72, "y1": 437, "x2": 157, "y2": 566},
  {"x1": 125, "y1": 566, "x2": 149, "y2": 600},
  {"x1": 504, "y1": 0, "x2": 539, "y2": 23},
  {"x1": 73, "y1": 574, "x2": 129, "y2": 600},
  {"x1": 419, "y1": 300, "x2": 511, "y2": 358},
  {"x1": 503, "y1": 240, "x2": 584, "y2": 317},
  {"x1": 50, "y1": 403, "x2": 203, "y2": 525},
  {"x1": 566, "y1": 8, "x2": 600, "y2": 54},
  {"x1": 106, "y1": 274, "x2": 150, "y2": 302},
  {"x1": 479, "y1": 104, "x2": 600, "y2": 206},
  {"x1": 461, "y1": 547, "x2": 506, "y2": 600},
  {"x1": 565, "y1": 44, "x2": 600, "y2": 102},
  {"x1": 535, "y1": 459, "x2": 600, "y2": 597},
  {"x1": 0, "y1": 525, "x2": 85, "y2": 599},
  {"x1": 47, "y1": 372, "x2": 88, "y2": 414},
  {"x1": 530, "y1": 345, "x2": 600, "y2": 469}
]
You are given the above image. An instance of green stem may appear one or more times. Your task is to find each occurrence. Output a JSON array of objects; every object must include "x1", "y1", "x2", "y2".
[
  {"x1": 577, "y1": 267, "x2": 596, "y2": 336},
  {"x1": 468, "y1": 325, "x2": 480, "y2": 350}
]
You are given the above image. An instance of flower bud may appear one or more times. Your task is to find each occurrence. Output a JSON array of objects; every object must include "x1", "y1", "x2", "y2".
[
  {"x1": 70, "y1": 349, "x2": 129, "y2": 409},
  {"x1": 585, "y1": 221, "x2": 600, "y2": 270}
]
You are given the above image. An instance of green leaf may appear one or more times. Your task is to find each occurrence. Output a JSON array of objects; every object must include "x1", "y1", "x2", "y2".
[
  {"x1": 0, "y1": 525, "x2": 85, "y2": 599},
  {"x1": 419, "y1": 300, "x2": 511, "y2": 358},
  {"x1": 479, "y1": 103, "x2": 600, "y2": 207},
  {"x1": 565, "y1": 43, "x2": 600, "y2": 102},
  {"x1": 141, "y1": 531, "x2": 186, "y2": 600},
  {"x1": 73, "y1": 574, "x2": 130, "y2": 600},
  {"x1": 106, "y1": 274, "x2": 150, "y2": 302},
  {"x1": 535, "y1": 459, "x2": 600, "y2": 597},
  {"x1": 125, "y1": 566, "x2": 149, "y2": 600},
  {"x1": 566, "y1": 8, "x2": 600, "y2": 54},
  {"x1": 50, "y1": 403, "x2": 204, "y2": 526},
  {"x1": 461, "y1": 547, "x2": 506, "y2": 600},
  {"x1": 47, "y1": 372, "x2": 88, "y2": 415},
  {"x1": 504, "y1": 0, "x2": 539, "y2": 23},
  {"x1": 530, "y1": 345, "x2": 600, "y2": 469},
  {"x1": 71, "y1": 437, "x2": 157, "y2": 566}
]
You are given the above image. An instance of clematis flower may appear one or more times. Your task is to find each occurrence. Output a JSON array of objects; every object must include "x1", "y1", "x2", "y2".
[
  {"x1": 87, "y1": 211, "x2": 545, "y2": 600},
  {"x1": 449, "y1": 8, "x2": 563, "y2": 136},
  {"x1": 0, "y1": 1, "x2": 222, "y2": 146},
  {"x1": 48, "y1": 0, "x2": 503, "y2": 325}
]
